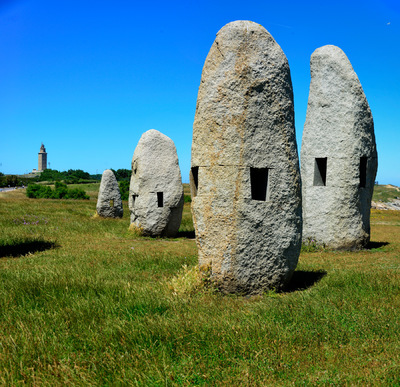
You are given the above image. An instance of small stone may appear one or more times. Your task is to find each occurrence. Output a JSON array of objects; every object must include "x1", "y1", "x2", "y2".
[
  {"x1": 190, "y1": 20, "x2": 302, "y2": 294},
  {"x1": 96, "y1": 169, "x2": 123, "y2": 218},
  {"x1": 301, "y1": 45, "x2": 378, "y2": 249},
  {"x1": 129, "y1": 129, "x2": 184, "y2": 237}
]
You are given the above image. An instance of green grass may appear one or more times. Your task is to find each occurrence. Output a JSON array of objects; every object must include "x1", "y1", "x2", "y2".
[
  {"x1": 183, "y1": 183, "x2": 191, "y2": 196},
  {"x1": 67, "y1": 182, "x2": 101, "y2": 200},
  {"x1": 373, "y1": 184, "x2": 400, "y2": 202},
  {"x1": 0, "y1": 188, "x2": 399, "y2": 385}
]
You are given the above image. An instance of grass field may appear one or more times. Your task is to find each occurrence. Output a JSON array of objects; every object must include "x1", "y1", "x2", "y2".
[
  {"x1": 0, "y1": 186, "x2": 399, "y2": 385},
  {"x1": 373, "y1": 184, "x2": 400, "y2": 203}
]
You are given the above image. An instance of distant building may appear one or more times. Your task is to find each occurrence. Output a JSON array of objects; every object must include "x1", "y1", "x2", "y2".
[{"x1": 38, "y1": 143, "x2": 47, "y2": 171}]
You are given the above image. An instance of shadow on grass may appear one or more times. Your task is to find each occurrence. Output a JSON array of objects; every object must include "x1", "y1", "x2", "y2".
[
  {"x1": 0, "y1": 239, "x2": 58, "y2": 258},
  {"x1": 365, "y1": 241, "x2": 389, "y2": 250},
  {"x1": 176, "y1": 230, "x2": 196, "y2": 239},
  {"x1": 284, "y1": 270, "x2": 327, "y2": 293}
]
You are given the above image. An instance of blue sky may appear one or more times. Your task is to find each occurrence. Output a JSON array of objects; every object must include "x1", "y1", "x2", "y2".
[{"x1": 0, "y1": 0, "x2": 399, "y2": 184}]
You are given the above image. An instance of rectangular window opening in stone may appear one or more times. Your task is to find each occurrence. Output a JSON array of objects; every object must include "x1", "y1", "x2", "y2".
[
  {"x1": 191, "y1": 166, "x2": 199, "y2": 197},
  {"x1": 157, "y1": 192, "x2": 164, "y2": 207},
  {"x1": 132, "y1": 194, "x2": 137, "y2": 206},
  {"x1": 109, "y1": 199, "x2": 114, "y2": 208},
  {"x1": 250, "y1": 167, "x2": 269, "y2": 201},
  {"x1": 313, "y1": 158, "x2": 327, "y2": 186},
  {"x1": 360, "y1": 157, "x2": 367, "y2": 188}
]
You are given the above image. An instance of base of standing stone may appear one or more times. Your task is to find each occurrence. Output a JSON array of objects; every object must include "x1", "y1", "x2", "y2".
[{"x1": 128, "y1": 223, "x2": 144, "y2": 236}]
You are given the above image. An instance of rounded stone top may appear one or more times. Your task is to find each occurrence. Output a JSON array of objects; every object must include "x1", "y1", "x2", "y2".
[
  {"x1": 310, "y1": 45, "x2": 356, "y2": 77},
  {"x1": 217, "y1": 20, "x2": 266, "y2": 34},
  {"x1": 132, "y1": 129, "x2": 180, "y2": 172},
  {"x1": 302, "y1": 43, "x2": 375, "y2": 159},
  {"x1": 214, "y1": 20, "x2": 277, "y2": 47},
  {"x1": 102, "y1": 169, "x2": 114, "y2": 177},
  {"x1": 192, "y1": 19, "x2": 291, "y2": 168},
  {"x1": 141, "y1": 128, "x2": 163, "y2": 137},
  {"x1": 138, "y1": 129, "x2": 174, "y2": 146},
  {"x1": 312, "y1": 44, "x2": 345, "y2": 58}
]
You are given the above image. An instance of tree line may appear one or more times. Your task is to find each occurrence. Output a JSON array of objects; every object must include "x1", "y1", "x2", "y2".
[{"x1": 0, "y1": 168, "x2": 132, "y2": 187}]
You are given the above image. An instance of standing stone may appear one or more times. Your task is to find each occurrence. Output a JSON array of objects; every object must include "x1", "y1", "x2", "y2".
[
  {"x1": 129, "y1": 129, "x2": 184, "y2": 237},
  {"x1": 96, "y1": 169, "x2": 123, "y2": 218},
  {"x1": 301, "y1": 45, "x2": 378, "y2": 250},
  {"x1": 190, "y1": 20, "x2": 302, "y2": 294}
]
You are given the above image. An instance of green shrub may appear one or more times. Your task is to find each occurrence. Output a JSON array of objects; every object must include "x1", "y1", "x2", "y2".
[
  {"x1": 113, "y1": 168, "x2": 131, "y2": 181},
  {"x1": 119, "y1": 180, "x2": 130, "y2": 201},
  {"x1": 26, "y1": 183, "x2": 89, "y2": 200},
  {"x1": 26, "y1": 184, "x2": 44, "y2": 198},
  {"x1": 66, "y1": 188, "x2": 90, "y2": 200},
  {"x1": 38, "y1": 169, "x2": 92, "y2": 183},
  {"x1": 53, "y1": 182, "x2": 68, "y2": 199},
  {"x1": 0, "y1": 174, "x2": 33, "y2": 187}
]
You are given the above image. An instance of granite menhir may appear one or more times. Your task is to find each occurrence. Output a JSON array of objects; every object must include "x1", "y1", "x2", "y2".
[
  {"x1": 129, "y1": 129, "x2": 184, "y2": 237},
  {"x1": 96, "y1": 169, "x2": 123, "y2": 218},
  {"x1": 190, "y1": 20, "x2": 302, "y2": 294},
  {"x1": 301, "y1": 45, "x2": 377, "y2": 250}
]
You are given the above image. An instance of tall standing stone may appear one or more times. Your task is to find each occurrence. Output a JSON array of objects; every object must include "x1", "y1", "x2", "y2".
[
  {"x1": 190, "y1": 20, "x2": 302, "y2": 294},
  {"x1": 301, "y1": 45, "x2": 377, "y2": 249},
  {"x1": 96, "y1": 169, "x2": 123, "y2": 218},
  {"x1": 129, "y1": 129, "x2": 184, "y2": 237}
]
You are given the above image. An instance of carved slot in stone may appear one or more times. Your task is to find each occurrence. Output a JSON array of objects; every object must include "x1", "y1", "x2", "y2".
[
  {"x1": 191, "y1": 166, "x2": 199, "y2": 197},
  {"x1": 157, "y1": 192, "x2": 164, "y2": 207},
  {"x1": 313, "y1": 158, "x2": 327, "y2": 186},
  {"x1": 250, "y1": 167, "x2": 269, "y2": 201},
  {"x1": 109, "y1": 199, "x2": 114, "y2": 208},
  {"x1": 359, "y1": 157, "x2": 367, "y2": 188},
  {"x1": 132, "y1": 194, "x2": 137, "y2": 206}
]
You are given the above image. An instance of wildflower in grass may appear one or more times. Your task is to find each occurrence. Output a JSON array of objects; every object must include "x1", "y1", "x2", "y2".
[
  {"x1": 301, "y1": 236, "x2": 325, "y2": 253},
  {"x1": 12, "y1": 215, "x2": 49, "y2": 226}
]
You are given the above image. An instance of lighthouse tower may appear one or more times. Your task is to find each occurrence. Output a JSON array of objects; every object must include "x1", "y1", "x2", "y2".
[{"x1": 38, "y1": 143, "x2": 47, "y2": 171}]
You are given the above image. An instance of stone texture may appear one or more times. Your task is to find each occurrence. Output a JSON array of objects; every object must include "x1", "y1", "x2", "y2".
[
  {"x1": 301, "y1": 45, "x2": 378, "y2": 250},
  {"x1": 96, "y1": 169, "x2": 123, "y2": 218},
  {"x1": 129, "y1": 129, "x2": 184, "y2": 237},
  {"x1": 190, "y1": 20, "x2": 302, "y2": 294}
]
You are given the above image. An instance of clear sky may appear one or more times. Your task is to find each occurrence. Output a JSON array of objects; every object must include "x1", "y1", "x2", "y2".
[{"x1": 1, "y1": 0, "x2": 399, "y2": 185}]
